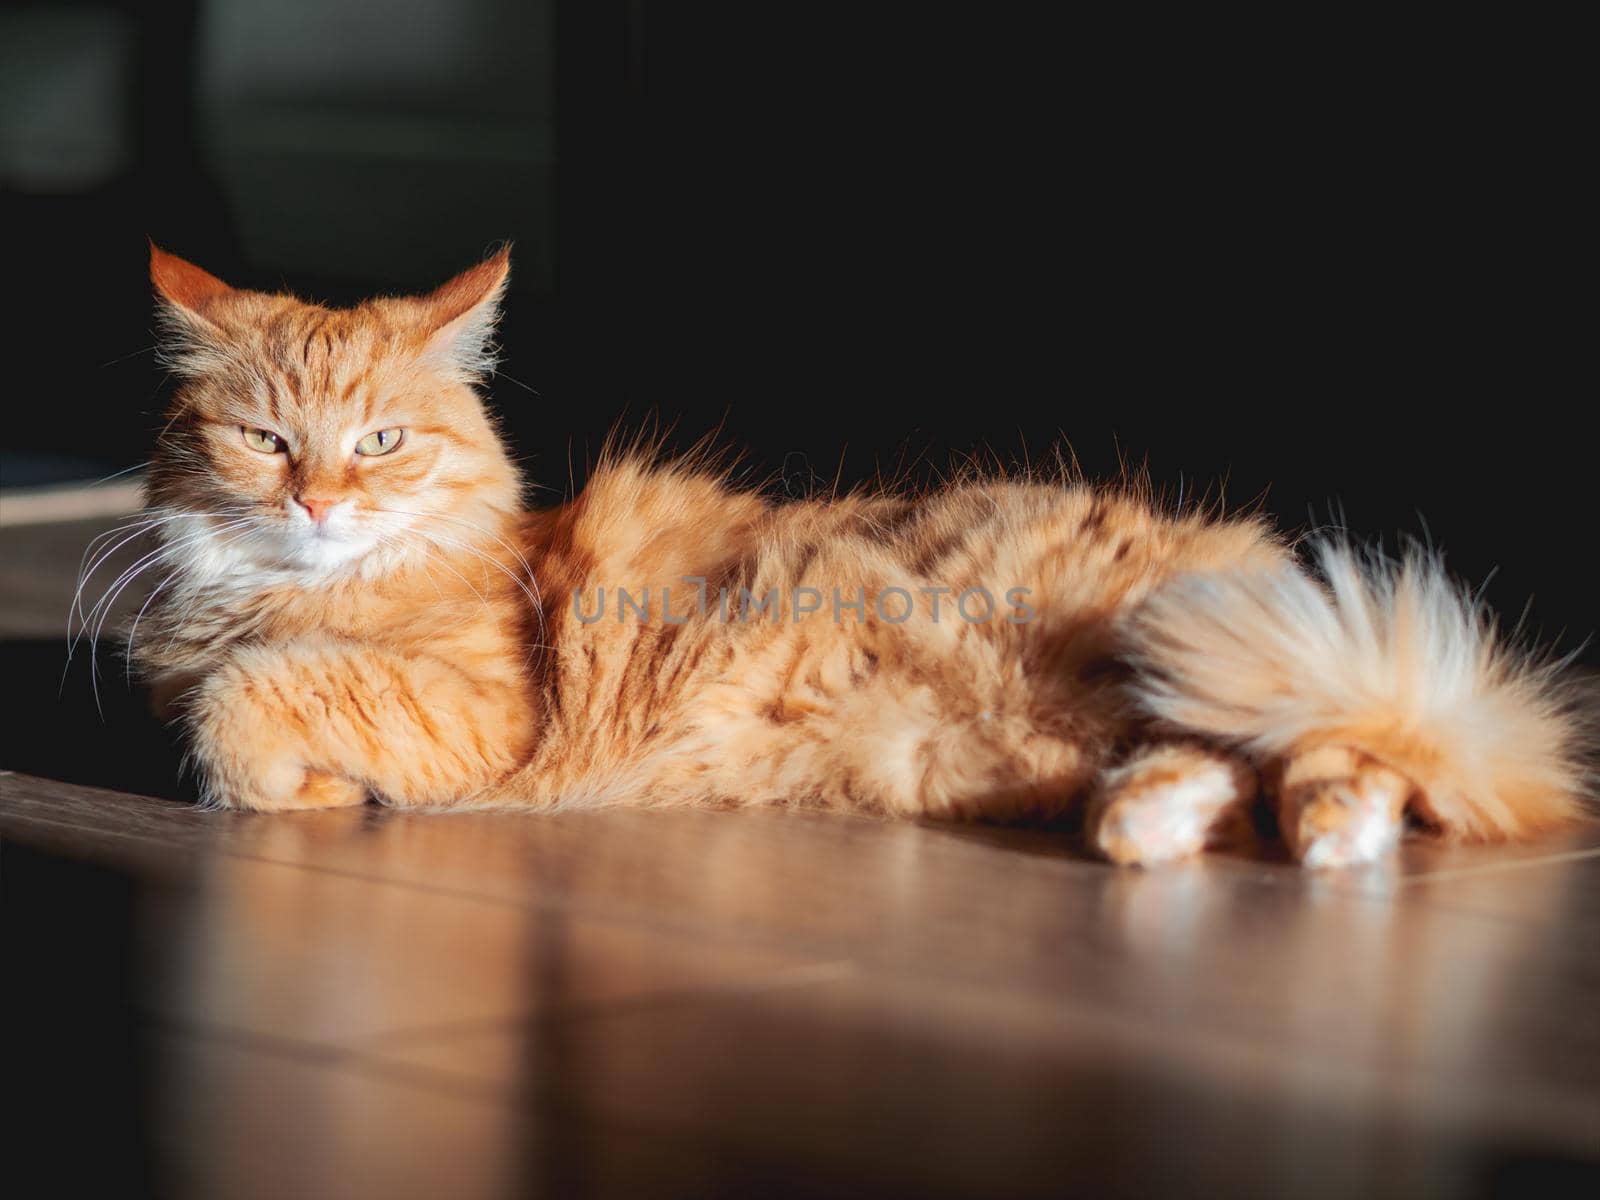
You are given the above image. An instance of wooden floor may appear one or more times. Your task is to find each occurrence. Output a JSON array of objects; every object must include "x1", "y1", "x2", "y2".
[{"x1": 3, "y1": 499, "x2": 1599, "y2": 1198}]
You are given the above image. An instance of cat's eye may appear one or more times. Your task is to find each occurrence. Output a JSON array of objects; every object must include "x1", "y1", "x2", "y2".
[
  {"x1": 355, "y1": 428, "x2": 405, "y2": 456},
  {"x1": 241, "y1": 426, "x2": 285, "y2": 454}
]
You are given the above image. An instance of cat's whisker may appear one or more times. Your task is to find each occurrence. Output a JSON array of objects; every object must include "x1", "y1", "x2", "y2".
[
  {"x1": 371, "y1": 506, "x2": 546, "y2": 642},
  {"x1": 86, "y1": 460, "x2": 152, "y2": 487},
  {"x1": 85, "y1": 518, "x2": 255, "y2": 657},
  {"x1": 491, "y1": 368, "x2": 541, "y2": 397},
  {"x1": 72, "y1": 510, "x2": 200, "y2": 597},
  {"x1": 70, "y1": 519, "x2": 163, "y2": 635},
  {"x1": 404, "y1": 534, "x2": 492, "y2": 608},
  {"x1": 81, "y1": 517, "x2": 259, "y2": 715},
  {"x1": 375, "y1": 506, "x2": 540, "y2": 585},
  {"x1": 385, "y1": 539, "x2": 543, "y2": 653},
  {"x1": 417, "y1": 529, "x2": 548, "y2": 650},
  {"x1": 122, "y1": 575, "x2": 181, "y2": 687},
  {"x1": 68, "y1": 508, "x2": 251, "y2": 661},
  {"x1": 88, "y1": 557, "x2": 167, "y2": 716},
  {"x1": 373, "y1": 534, "x2": 450, "y2": 606},
  {"x1": 419, "y1": 528, "x2": 534, "y2": 602},
  {"x1": 373, "y1": 533, "x2": 492, "y2": 614},
  {"x1": 71, "y1": 506, "x2": 227, "y2": 595},
  {"x1": 122, "y1": 522, "x2": 262, "y2": 685},
  {"x1": 88, "y1": 524, "x2": 257, "y2": 693},
  {"x1": 69, "y1": 513, "x2": 205, "y2": 663},
  {"x1": 379, "y1": 537, "x2": 550, "y2": 671}
]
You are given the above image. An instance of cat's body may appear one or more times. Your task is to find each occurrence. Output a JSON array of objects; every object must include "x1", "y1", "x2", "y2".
[{"x1": 122, "y1": 246, "x2": 1590, "y2": 867}]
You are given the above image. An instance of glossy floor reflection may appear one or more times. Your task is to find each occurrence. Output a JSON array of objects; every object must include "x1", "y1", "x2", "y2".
[{"x1": 4, "y1": 771, "x2": 1599, "y2": 1198}]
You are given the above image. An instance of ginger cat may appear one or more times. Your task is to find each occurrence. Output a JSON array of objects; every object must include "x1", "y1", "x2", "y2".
[{"x1": 115, "y1": 245, "x2": 1590, "y2": 868}]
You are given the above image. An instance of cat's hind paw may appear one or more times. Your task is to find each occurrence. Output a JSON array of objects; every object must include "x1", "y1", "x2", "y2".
[
  {"x1": 1089, "y1": 747, "x2": 1255, "y2": 866},
  {"x1": 1278, "y1": 747, "x2": 1409, "y2": 868}
]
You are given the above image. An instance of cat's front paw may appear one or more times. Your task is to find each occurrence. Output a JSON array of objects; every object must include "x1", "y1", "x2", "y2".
[
  {"x1": 194, "y1": 748, "x2": 367, "y2": 812},
  {"x1": 286, "y1": 770, "x2": 369, "y2": 810},
  {"x1": 189, "y1": 666, "x2": 367, "y2": 811}
]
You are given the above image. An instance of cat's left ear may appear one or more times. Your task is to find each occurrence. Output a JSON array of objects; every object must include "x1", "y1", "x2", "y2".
[{"x1": 416, "y1": 245, "x2": 511, "y2": 382}]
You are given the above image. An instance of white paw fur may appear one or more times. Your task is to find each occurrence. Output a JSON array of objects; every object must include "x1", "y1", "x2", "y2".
[
  {"x1": 1288, "y1": 773, "x2": 1406, "y2": 869},
  {"x1": 1092, "y1": 759, "x2": 1243, "y2": 866}
]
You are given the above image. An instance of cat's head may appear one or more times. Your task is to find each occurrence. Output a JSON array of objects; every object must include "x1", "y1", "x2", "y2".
[{"x1": 144, "y1": 245, "x2": 522, "y2": 578}]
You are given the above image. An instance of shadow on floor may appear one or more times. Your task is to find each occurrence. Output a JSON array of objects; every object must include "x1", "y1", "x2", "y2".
[{"x1": 0, "y1": 639, "x2": 188, "y2": 799}]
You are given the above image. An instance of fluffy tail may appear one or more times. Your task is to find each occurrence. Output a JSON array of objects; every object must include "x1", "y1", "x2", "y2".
[{"x1": 1123, "y1": 540, "x2": 1593, "y2": 841}]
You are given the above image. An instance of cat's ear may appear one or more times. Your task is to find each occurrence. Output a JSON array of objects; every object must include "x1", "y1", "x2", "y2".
[
  {"x1": 416, "y1": 245, "x2": 511, "y2": 382},
  {"x1": 149, "y1": 242, "x2": 238, "y2": 376},
  {"x1": 150, "y1": 243, "x2": 236, "y2": 315}
]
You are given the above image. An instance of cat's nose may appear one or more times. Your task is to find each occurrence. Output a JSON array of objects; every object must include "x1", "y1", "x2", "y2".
[{"x1": 296, "y1": 496, "x2": 340, "y2": 524}]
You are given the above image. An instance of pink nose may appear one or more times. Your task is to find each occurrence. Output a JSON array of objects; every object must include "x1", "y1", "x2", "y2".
[{"x1": 297, "y1": 496, "x2": 339, "y2": 524}]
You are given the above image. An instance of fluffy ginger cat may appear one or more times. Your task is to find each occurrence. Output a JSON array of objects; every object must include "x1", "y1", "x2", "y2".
[{"x1": 122, "y1": 245, "x2": 1590, "y2": 868}]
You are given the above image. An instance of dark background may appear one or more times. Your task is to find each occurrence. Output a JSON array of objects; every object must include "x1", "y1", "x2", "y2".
[
  {"x1": 2, "y1": 1, "x2": 1593, "y2": 658},
  {"x1": 1, "y1": 10, "x2": 1596, "y2": 1194}
]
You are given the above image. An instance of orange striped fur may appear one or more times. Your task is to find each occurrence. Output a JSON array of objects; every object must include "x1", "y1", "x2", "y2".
[{"x1": 128, "y1": 247, "x2": 1593, "y2": 867}]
